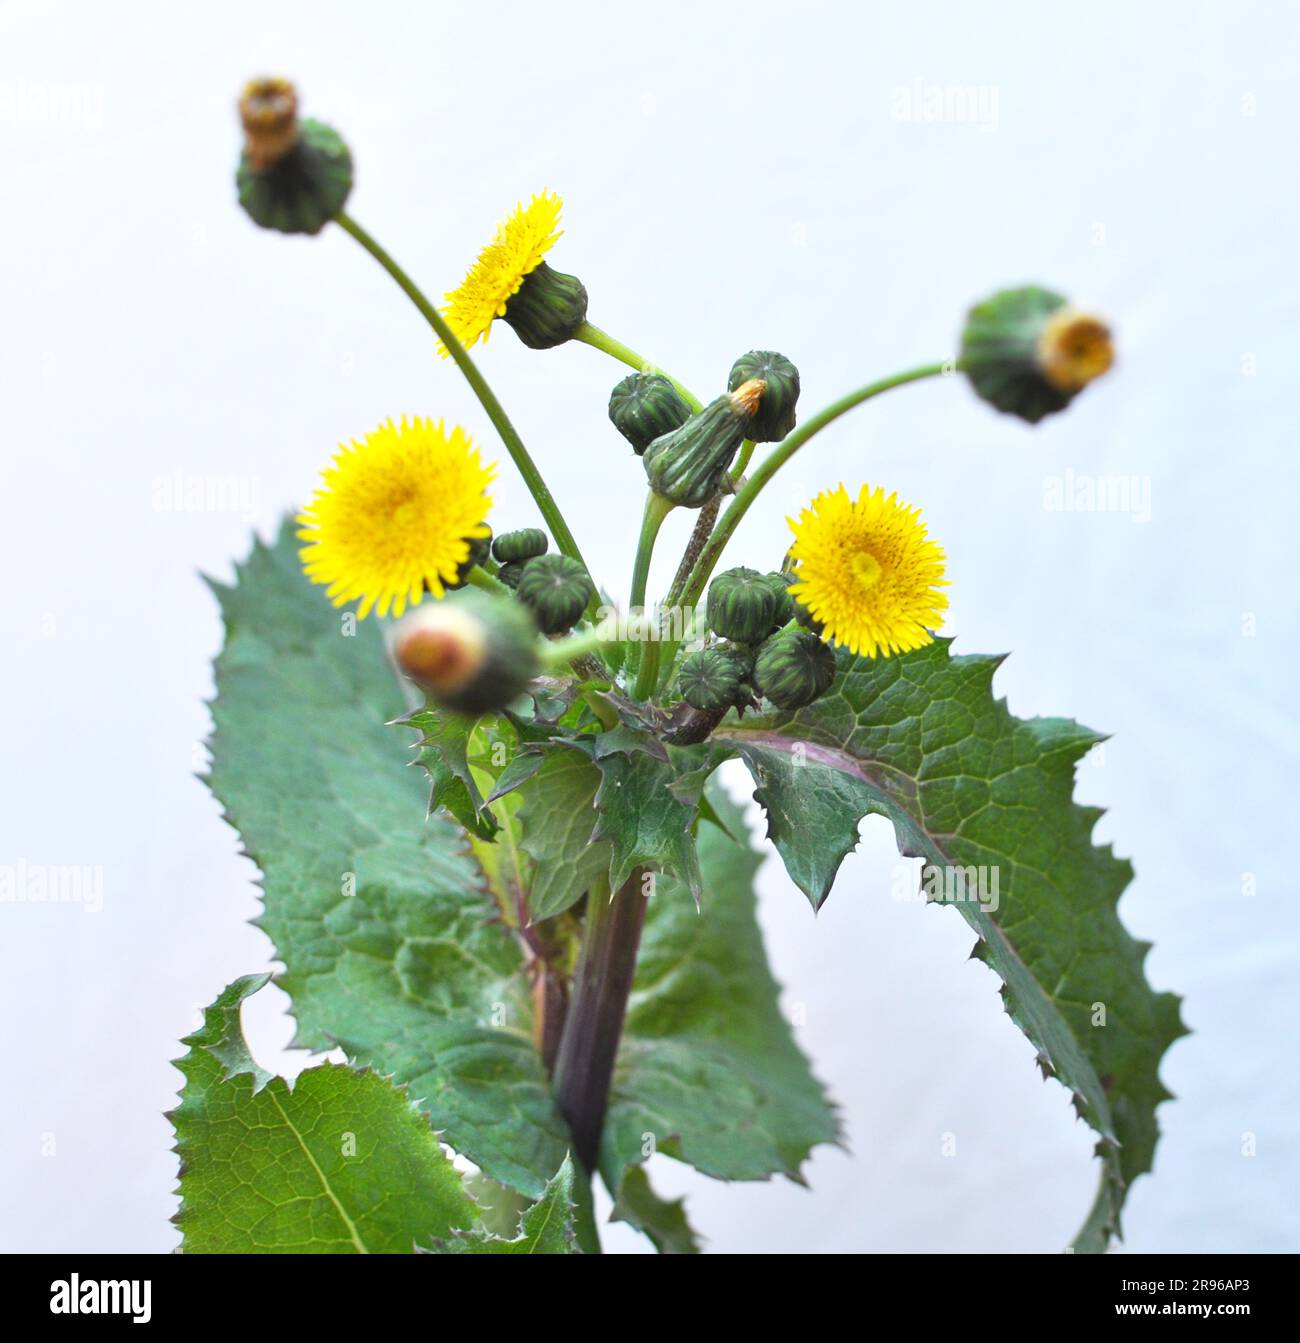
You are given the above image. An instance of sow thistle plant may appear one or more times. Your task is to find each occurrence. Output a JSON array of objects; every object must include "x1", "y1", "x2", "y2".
[{"x1": 171, "y1": 78, "x2": 1183, "y2": 1256}]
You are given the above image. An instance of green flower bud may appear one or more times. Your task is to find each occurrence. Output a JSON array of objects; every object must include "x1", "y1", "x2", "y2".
[
  {"x1": 706, "y1": 566, "x2": 780, "y2": 645},
  {"x1": 763, "y1": 571, "x2": 797, "y2": 630},
  {"x1": 677, "y1": 647, "x2": 744, "y2": 712},
  {"x1": 643, "y1": 380, "x2": 764, "y2": 507},
  {"x1": 236, "y1": 79, "x2": 352, "y2": 236},
  {"x1": 960, "y1": 286, "x2": 1114, "y2": 424},
  {"x1": 754, "y1": 628, "x2": 837, "y2": 710},
  {"x1": 501, "y1": 262, "x2": 588, "y2": 349},
  {"x1": 728, "y1": 351, "x2": 800, "y2": 442},
  {"x1": 497, "y1": 561, "x2": 526, "y2": 590},
  {"x1": 608, "y1": 373, "x2": 693, "y2": 455},
  {"x1": 393, "y1": 591, "x2": 538, "y2": 716},
  {"x1": 445, "y1": 529, "x2": 493, "y2": 591},
  {"x1": 492, "y1": 528, "x2": 549, "y2": 563},
  {"x1": 515, "y1": 553, "x2": 594, "y2": 634}
]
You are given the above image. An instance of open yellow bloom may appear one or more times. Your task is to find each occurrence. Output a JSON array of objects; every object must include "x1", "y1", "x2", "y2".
[
  {"x1": 297, "y1": 417, "x2": 495, "y2": 619},
  {"x1": 440, "y1": 190, "x2": 564, "y2": 354},
  {"x1": 787, "y1": 484, "x2": 948, "y2": 658}
]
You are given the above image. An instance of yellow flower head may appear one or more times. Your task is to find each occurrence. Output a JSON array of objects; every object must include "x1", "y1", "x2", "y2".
[
  {"x1": 787, "y1": 484, "x2": 948, "y2": 658},
  {"x1": 440, "y1": 190, "x2": 564, "y2": 354},
  {"x1": 297, "y1": 417, "x2": 495, "y2": 619}
]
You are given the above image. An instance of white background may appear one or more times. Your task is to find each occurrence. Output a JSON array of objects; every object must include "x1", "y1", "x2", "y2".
[{"x1": 1, "y1": 0, "x2": 1296, "y2": 1254}]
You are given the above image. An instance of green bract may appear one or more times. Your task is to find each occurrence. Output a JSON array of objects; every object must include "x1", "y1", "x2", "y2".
[
  {"x1": 677, "y1": 647, "x2": 745, "y2": 712},
  {"x1": 608, "y1": 372, "x2": 693, "y2": 454},
  {"x1": 237, "y1": 118, "x2": 353, "y2": 236},
  {"x1": 729, "y1": 350, "x2": 800, "y2": 442},
  {"x1": 502, "y1": 262, "x2": 589, "y2": 349},
  {"x1": 493, "y1": 528, "x2": 549, "y2": 563},
  {"x1": 515, "y1": 553, "x2": 594, "y2": 633},
  {"x1": 643, "y1": 388, "x2": 755, "y2": 507},
  {"x1": 753, "y1": 627, "x2": 836, "y2": 709},
  {"x1": 707, "y1": 566, "x2": 780, "y2": 645}
]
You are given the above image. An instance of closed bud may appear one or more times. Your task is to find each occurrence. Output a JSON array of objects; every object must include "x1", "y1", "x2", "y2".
[
  {"x1": 496, "y1": 561, "x2": 526, "y2": 590},
  {"x1": 236, "y1": 78, "x2": 353, "y2": 236},
  {"x1": 706, "y1": 567, "x2": 781, "y2": 645},
  {"x1": 728, "y1": 351, "x2": 800, "y2": 442},
  {"x1": 753, "y1": 628, "x2": 837, "y2": 710},
  {"x1": 960, "y1": 286, "x2": 1114, "y2": 424},
  {"x1": 393, "y1": 592, "x2": 538, "y2": 716},
  {"x1": 515, "y1": 553, "x2": 594, "y2": 634},
  {"x1": 501, "y1": 262, "x2": 588, "y2": 349},
  {"x1": 677, "y1": 647, "x2": 744, "y2": 713},
  {"x1": 763, "y1": 571, "x2": 797, "y2": 630},
  {"x1": 608, "y1": 373, "x2": 693, "y2": 455},
  {"x1": 643, "y1": 380, "x2": 763, "y2": 507},
  {"x1": 492, "y1": 528, "x2": 549, "y2": 564}
]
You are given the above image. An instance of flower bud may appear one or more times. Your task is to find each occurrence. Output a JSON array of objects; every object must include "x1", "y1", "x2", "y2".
[
  {"x1": 515, "y1": 554, "x2": 594, "y2": 634},
  {"x1": 608, "y1": 373, "x2": 693, "y2": 455},
  {"x1": 496, "y1": 561, "x2": 526, "y2": 590},
  {"x1": 706, "y1": 567, "x2": 781, "y2": 645},
  {"x1": 754, "y1": 628, "x2": 837, "y2": 710},
  {"x1": 393, "y1": 592, "x2": 538, "y2": 716},
  {"x1": 728, "y1": 351, "x2": 800, "y2": 442},
  {"x1": 235, "y1": 79, "x2": 353, "y2": 236},
  {"x1": 960, "y1": 286, "x2": 1114, "y2": 424},
  {"x1": 677, "y1": 647, "x2": 744, "y2": 713},
  {"x1": 501, "y1": 262, "x2": 588, "y2": 349},
  {"x1": 763, "y1": 571, "x2": 797, "y2": 630},
  {"x1": 643, "y1": 380, "x2": 764, "y2": 507},
  {"x1": 492, "y1": 528, "x2": 549, "y2": 564}
]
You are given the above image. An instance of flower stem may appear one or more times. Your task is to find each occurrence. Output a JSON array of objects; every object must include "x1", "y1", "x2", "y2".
[
  {"x1": 334, "y1": 211, "x2": 592, "y2": 578},
  {"x1": 465, "y1": 565, "x2": 511, "y2": 597},
  {"x1": 729, "y1": 438, "x2": 756, "y2": 484},
  {"x1": 573, "y1": 322, "x2": 703, "y2": 413},
  {"x1": 678, "y1": 361, "x2": 950, "y2": 611},
  {"x1": 539, "y1": 616, "x2": 622, "y2": 672},
  {"x1": 628, "y1": 494, "x2": 676, "y2": 700},
  {"x1": 551, "y1": 869, "x2": 648, "y2": 1181}
]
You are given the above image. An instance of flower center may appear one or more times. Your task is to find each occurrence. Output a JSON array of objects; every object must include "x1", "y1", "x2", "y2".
[{"x1": 850, "y1": 549, "x2": 882, "y2": 592}]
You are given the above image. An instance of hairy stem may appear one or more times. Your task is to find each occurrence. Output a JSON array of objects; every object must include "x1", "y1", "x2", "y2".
[{"x1": 334, "y1": 212, "x2": 592, "y2": 579}]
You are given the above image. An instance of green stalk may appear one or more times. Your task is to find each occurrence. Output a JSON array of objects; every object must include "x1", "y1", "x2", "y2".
[
  {"x1": 334, "y1": 212, "x2": 592, "y2": 579},
  {"x1": 573, "y1": 322, "x2": 703, "y2": 413},
  {"x1": 465, "y1": 565, "x2": 511, "y2": 597},
  {"x1": 729, "y1": 438, "x2": 756, "y2": 483}
]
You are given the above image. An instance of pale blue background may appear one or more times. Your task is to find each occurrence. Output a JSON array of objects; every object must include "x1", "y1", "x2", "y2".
[{"x1": 1, "y1": 0, "x2": 1295, "y2": 1253}]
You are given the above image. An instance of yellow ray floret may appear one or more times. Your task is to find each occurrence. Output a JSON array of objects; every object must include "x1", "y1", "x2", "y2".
[
  {"x1": 787, "y1": 484, "x2": 948, "y2": 658},
  {"x1": 297, "y1": 416, "x2": 495, "y2": 619},
  {"x1": 440, "y1": 190, "x2": 564, "y2": 354}
]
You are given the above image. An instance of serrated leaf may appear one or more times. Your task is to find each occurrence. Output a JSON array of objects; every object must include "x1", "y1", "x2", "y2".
[
  {"x1": 205, "y1": 523, "x2": 570, "y2": 1198},
  {"x1": 610, "y1": 1165, "x2": 702, "y2": 1254},
  {"x1": 171, "y1": 975, "x2": 477, "y2": 1253},
  {"x1": 405, "y1": 707, "x2": 497, "y2": 840},
  {"x1": 603, "y1": 785, "x2": 839, "y2": 1197},
  {"x1": 435, "y1": 1156, "x2": 580, "y2": 1254},
  {"x1": 717, "y1": 637, "x2": 1184, "y2": 1251},
  {"x1": 516, "y1": 747, "x2": 612, "y2": 923}
]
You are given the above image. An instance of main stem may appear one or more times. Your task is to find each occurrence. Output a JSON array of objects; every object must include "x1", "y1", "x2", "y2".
[
  {"x1": 551, "y1": 870, "x2": 647, "y2": 1181},
  {"x1": 334, "y1": 212, "x2": 592, "y2": 578}
]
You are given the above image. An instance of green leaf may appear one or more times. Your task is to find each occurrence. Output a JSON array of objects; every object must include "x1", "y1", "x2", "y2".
[
  {"x1": 603, "y1": 785, "x2": 839, "y2": 1194},
  {"x1": 516, "y1": 747, "x2": 612, "y2": 922},
  {"x1": 435, "y1": 1156, "x2": 580, "y2": 1254},
  {"x1": 406, "y1": 707, "x2": 497, "y2": 841},
  {"x1": 205, "y1": 524, "x2": 571, "y2": 1198},
  {"x1": 610, "y1": 1165, "x2": 702, "y2": 1254},
  {"x1": 716, "y1": 638, "x2": 1185, "y2": 1251},
  {"x1": 171, "y1": 975, "x2": 478, "y2": 1253}
]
